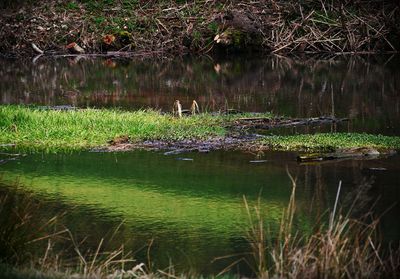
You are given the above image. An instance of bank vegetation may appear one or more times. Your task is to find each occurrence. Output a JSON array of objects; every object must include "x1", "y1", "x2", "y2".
[{"x1": 0, "y1": 0, "x2": 399, "y2": 57}]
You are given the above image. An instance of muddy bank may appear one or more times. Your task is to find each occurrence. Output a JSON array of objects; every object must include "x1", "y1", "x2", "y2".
[
  {"x1": 230, "y1": 116, "x2": 349, "y2": 131},
  {"x1": 98, "y1": 135, "x2": 397, "y2": 164},
  {"x1": 98, "y1": 116, "x2": 396, "y2": 163},
  {"x1": 96, "y1": 135, "x2": 260, "y2": 154},
  {"x1": 1, "y1": 0, "x2": 399, "y2": 57},
  {"x1": 99, "y1": 116, "x2": 349, "y2": 153}
]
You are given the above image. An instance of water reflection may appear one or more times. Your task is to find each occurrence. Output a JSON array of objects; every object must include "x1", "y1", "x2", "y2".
[
  {"x1": 0, "y1": 150, "x2": 399, "y2": 274},
  {"x1": 0, "y1": 55, "x2": 399, "y2": 135}
]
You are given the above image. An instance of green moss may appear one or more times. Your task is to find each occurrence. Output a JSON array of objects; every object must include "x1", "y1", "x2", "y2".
[
  {"x1": 117, "y1": 30, "x2": 133, "y2": 45},
  {"x1": 231, "y1": 29, "x2": 245, "y2": 45},
  {"x1": 217, "y1": 28, "x2": 263, "y2": 49},
  {"x1": 207, "y1": 22, "x2": 219, "y2": 34},
  {"x1": 259, "y1": 133, "x2": 400, "y2": 152}
]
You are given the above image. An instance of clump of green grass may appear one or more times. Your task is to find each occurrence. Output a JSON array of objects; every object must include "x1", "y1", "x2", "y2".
[
  {"x1": 259, "y1": 133, "x2": 400, "y2": 152},
  {"x1": 0, "y1": 105, "x2": 267, "y2": 153},
  {"x1": 0, "y1": 106, "x2": 223, "y2": 152}
]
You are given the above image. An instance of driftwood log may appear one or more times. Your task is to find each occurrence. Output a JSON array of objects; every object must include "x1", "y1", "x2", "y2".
[
  {"x1": 232, "y1": 116, "x2": 349, "y2": 130},
  {"x1": 297, "y1": 147, "x2": 395, "y2": 163}
]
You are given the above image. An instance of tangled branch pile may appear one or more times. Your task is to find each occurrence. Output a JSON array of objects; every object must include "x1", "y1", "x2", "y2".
[
  {"x1": 262, "y1": 0, "x2": 399, "y2": 52},
  {"x1": 0, "y1": 0, "x2": 398, "y2": 56}
]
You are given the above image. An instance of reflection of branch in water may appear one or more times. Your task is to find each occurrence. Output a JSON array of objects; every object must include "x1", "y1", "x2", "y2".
[
  {"x1": 343, "y1": 176, "x2": 376, "y2": 217},
  {"x1": 309, "y1": 165, "x2": 329, "y2": 219}
]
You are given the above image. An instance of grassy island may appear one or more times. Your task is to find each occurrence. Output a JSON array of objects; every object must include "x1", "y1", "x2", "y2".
[
  {"x1": 0, "y1": 105, "x2": 229, "y2": 152},
  {"x1": 1, "y1": 105, "x2": 400, "y2": 153}
]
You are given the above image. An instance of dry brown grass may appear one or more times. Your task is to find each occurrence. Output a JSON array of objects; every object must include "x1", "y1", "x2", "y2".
[{"x1": 243, "y1": 171, "x2": 400, "y2": 279}]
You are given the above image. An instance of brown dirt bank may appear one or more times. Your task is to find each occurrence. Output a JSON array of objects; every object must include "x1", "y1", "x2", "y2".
[
  {"x1": 95, "y1": 117, "x2": 398, "y2": 164},
  {"x1": 97, "y1": 135, "x2": 258, "y2": 154},
  {"x1": 97, "y1": 136, "x2": 396, "y2": 165},
  {"x1": 98, "y1": 116, "x2": 350, "y2": 153},
  {"x1": 1, "y1": 0, "x2": 399, "y2": 57}
]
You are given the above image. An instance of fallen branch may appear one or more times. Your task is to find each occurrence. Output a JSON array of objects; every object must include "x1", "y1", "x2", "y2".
[
  {"x1": 31, "y1": 43, "x2": 44, "y2": 54},
  {"x1": 232, "y1": 116, "x2": 349, "y2": 130},
  {"x1": 297, "y1": 147, "x2": 395, "y2": 163}
]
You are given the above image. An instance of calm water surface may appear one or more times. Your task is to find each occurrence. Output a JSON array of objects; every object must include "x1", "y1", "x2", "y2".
[
  {"x1": 1, "y1": 54, "x2": 399, "y2": 134},
  {"x1": 0, "y1": 55, "x2": 399, "y2": 275},
  {"x1": 0, "y1": 151, "x2": 399, "y2": 274}
]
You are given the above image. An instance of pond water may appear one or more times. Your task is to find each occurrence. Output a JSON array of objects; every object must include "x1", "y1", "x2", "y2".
[
  {"x1": 0, "y1": 55, "x2": 400, "y2": 276},
  {"x1": 1, "y1": 54, "x2": 399, "y2": 135},
  {"x1": 0, "y1": 150, "x2": 399, "y2": 275}
]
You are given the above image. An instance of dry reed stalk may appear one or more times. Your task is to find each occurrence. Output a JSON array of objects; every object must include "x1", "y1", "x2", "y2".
[
  {"x1": 173, "y1": 100, "x2": 182, "y2": 118},
  {"x1": 243, "y1": 173, "x2": 400, "y2": 279},
  {"x1": 244, "y1": 195, "x2": 267, "y2": 278},
  {"x1": 190, "y1": 100, "x2": 200, "y2": 115}
]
